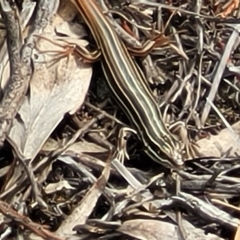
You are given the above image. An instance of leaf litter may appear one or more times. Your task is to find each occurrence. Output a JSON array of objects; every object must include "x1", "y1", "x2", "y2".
[{"x1": 0, "y1": 0, "x2": 240, "y2": 240}]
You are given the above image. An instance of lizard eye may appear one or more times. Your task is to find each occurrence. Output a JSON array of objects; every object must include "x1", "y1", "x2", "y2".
[
  {"x1": 163, "y1": 135, "x2": 170, "y2": 142},
  {"x1": 190, "y1": 200, "x2": 198, "y2": 208}
]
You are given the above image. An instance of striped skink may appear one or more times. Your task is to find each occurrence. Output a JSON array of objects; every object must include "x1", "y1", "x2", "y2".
[{"x1": 71, "y1": 0, "x2": 184, "y2": 168}]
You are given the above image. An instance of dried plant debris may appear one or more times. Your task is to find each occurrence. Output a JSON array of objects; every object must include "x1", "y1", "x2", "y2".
[
  {"x1": 0, "y1": 0, "x2": 240, "y2": 240},
  {"x1": 8, "y1": 34, "x2": 92, "y2": 160},
  {"x1": 56, "y1": 152, "x2": 112, "y2": 237},
  {"x1": 0, "y1": 0, "x2": 91, "y2": 160}
]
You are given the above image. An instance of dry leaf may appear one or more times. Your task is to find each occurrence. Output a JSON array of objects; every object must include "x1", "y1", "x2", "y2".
[
  {"x1": 117, "y1": 218, "x2": 223, "y2": 240},
  {"x1": 117, "y1": 219, "x2": 178, "y2": 240},
  {"x1": 182, "y1": 216, "x2": 224, "y2": 240},
  {"x1": 55, "y1": 21, "x2": 87, "y2": 39},
  {"x1": 2, "y1": 1, "x2": 93, "y2": 160},
  {"x1": 45, "y1": 180, "x2": 75, "y2": 195},
  {"x1": 235, "y1": 224, "x2": 240, "y2": 240},
  {"x1": 41, "y1": 138, "x2": 60, "y2": 152},
  {"x1": 65, "y1": 141, "x2": 108, "y2": 155},
  {"x1": 195, "y1": 121, "x2": 240, "y2": 158},
  {"x1": 8, "y1": 38, "x2": 92, "y2": 160}
]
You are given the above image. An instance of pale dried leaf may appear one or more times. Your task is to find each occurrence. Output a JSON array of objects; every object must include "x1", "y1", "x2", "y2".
[
  {"x1": 21, "y1": 1, "x2": 37, "y2": 34},
  {"x1": 235, "y1": 224, "x2": 240, "y2": 240},
  {"x1": 58, "y1": 0, "x2": 78, "y2": 22},
  {"x1": 41, "y1": 138, "x2": 60, "y2": 152},
  {"x1": 0, "y1": 166, "x2": 9, "y2": 178},
  {"x1": 8, "y1": 38, "x2": 92, "y2": 160},
  {"x1": 64, "y1": 141, "x2": 108, "y2": 155},
  {"x1": 45, "y1": 180, "x2": 75, "y2": 195},
  {"x1": 4, "y1": 163, "x2": 24, "y2": 191},
  {"x1": 183, "y1": 217, "x2": 224, "y2": 240},
  {"x1": 117, "y1": 219, "x2": 179, "y2": 240},
  {"x1": 166, "y1": 211, "x2": 224, "y2": 240},
  {"x1": 196, "y1": 121, "x2": 240, "y2": 157},
  {"x1": 55, "y1": 21, "x2": 87, "y2": 39}
]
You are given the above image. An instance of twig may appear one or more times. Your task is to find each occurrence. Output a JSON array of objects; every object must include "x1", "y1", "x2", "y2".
[
  {"x1": 0, "y1": 200, "x2": 65, "y2": 240},
  {"x1": 0, "y1": 0, "x2": 25, "y2": 146}
]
